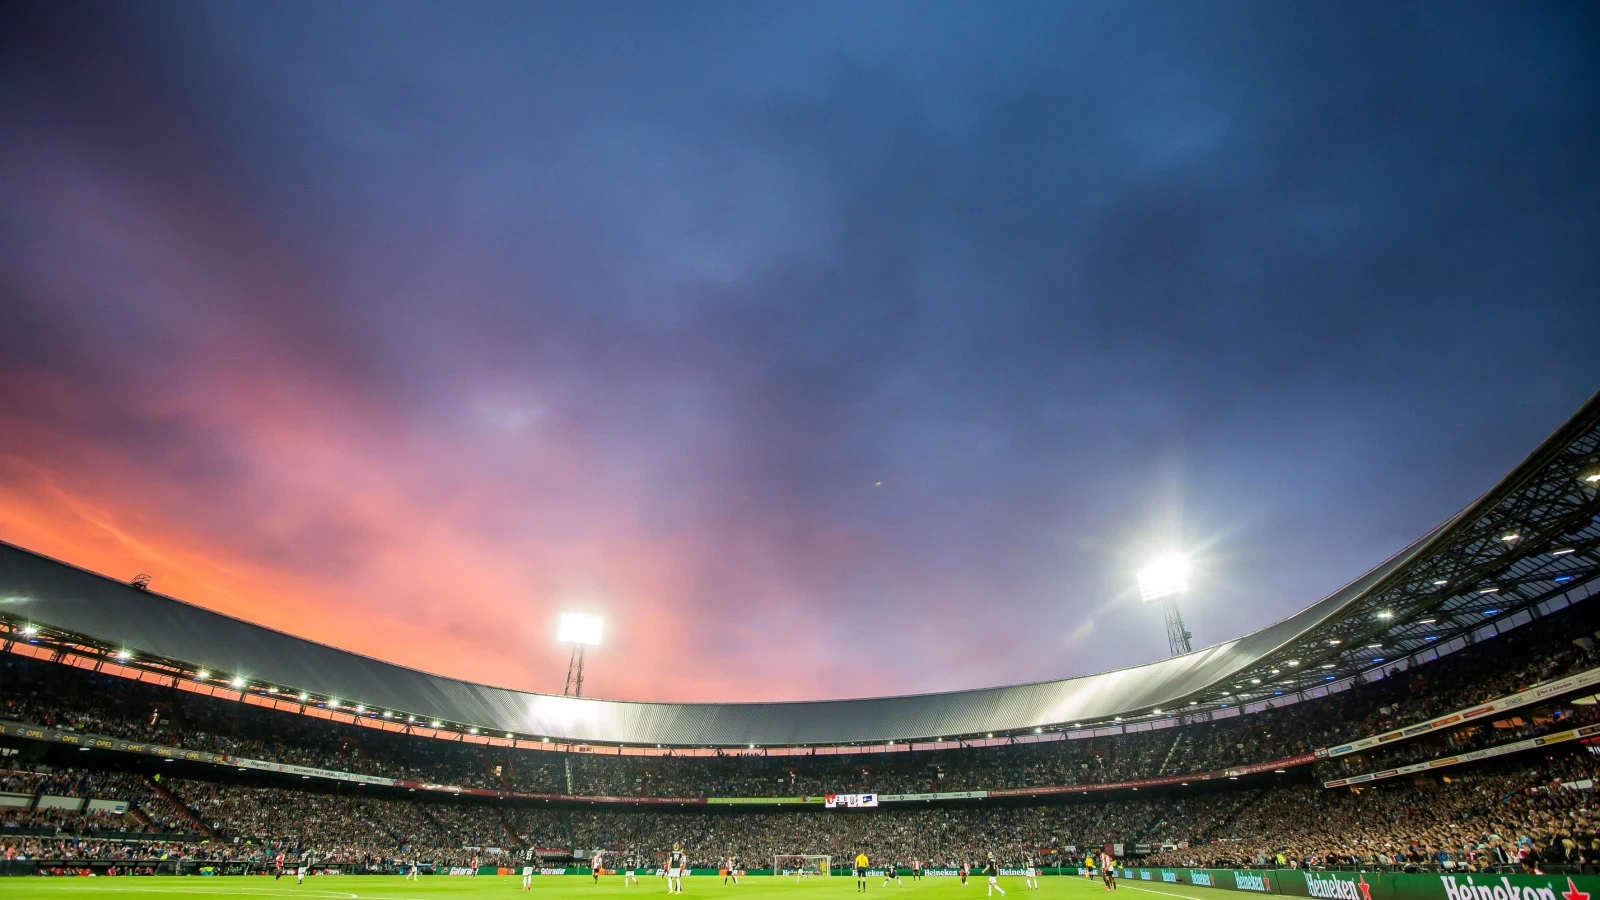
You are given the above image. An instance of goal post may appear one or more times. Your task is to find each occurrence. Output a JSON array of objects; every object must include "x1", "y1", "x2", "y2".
[{"x1": 774, "y1": 854, "x2": 830, "y2": 877}]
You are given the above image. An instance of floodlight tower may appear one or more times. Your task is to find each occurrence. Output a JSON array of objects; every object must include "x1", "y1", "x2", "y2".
[
  {"x1": 558, "y1": 613, "x2": 603, "y2": 697},
  {"x1": 1138, "y1": 553, "x2": 1193, "y2": 657}
]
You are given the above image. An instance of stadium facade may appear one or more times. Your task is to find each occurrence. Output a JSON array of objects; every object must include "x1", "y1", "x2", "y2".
[{"x1": 2, "y1": 394, "x2": 1597, "y2": 750}]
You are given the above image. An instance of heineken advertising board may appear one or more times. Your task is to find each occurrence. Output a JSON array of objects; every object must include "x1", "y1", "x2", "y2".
[{"x1": 1110, "y1": 868, "x2": 1600, "y2": 900}]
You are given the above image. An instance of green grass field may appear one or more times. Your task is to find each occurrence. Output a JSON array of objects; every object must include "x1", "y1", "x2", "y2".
[{"x1": 0, "y1": 873, "x2": 1206, "y2": 900}]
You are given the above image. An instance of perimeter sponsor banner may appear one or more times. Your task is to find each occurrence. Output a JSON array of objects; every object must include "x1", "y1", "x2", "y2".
[
  {"x1": 233, "y1": 757, "x2": 397, "y2": 787},
  {"x1": 988, "y1": 754, "x2": 1315, "y2": 798},
  {"x1": 1323, "y1": 723, "x2": 1600, "y2": 787},
  {"x1": 1321, "y1": 664, "x2": 1600, "y2": 759},
  {"x1": 1113, "y1": 868, "x2": 1600, "y2": 900},
  {"x1": 879, "y1": 790, "x2": 987, "y2": 802},
  {"x1": 706, "y1": 796, "x2": 824, "y2": 805},
  {"x1": 0, "y1": 719, "x2": 230, "y2": 766}
]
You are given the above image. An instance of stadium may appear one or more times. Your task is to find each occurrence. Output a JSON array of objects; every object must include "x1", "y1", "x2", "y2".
[
  {"x1": 2, "y1": 393, "x2": 1598, "y2": 900},
  {"x1": 3, "y1": 4, "x2": 1598, "y2": 899}
]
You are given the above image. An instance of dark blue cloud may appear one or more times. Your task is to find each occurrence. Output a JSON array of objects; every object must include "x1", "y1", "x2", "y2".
[{"x1": 1, "y1": 0, "x2": 1596, "y2": 699}]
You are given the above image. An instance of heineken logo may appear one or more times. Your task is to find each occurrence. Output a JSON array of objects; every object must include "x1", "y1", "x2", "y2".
[
  {"x1": 1441, "y1": 875, "x2": 1580, "y2": 900},
  {"x1": 1307, "y1": 873, "x2": 1364, "y2": 900},
  {"x1": 1190, "y1": 872, "x2": 1214, "y2": 886},
  {"x1": 1234, "y1": 872, "x2": 1270, "y2": 892}
]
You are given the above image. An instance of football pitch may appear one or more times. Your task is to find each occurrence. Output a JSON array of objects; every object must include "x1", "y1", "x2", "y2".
[{"x1": 0, "y1": 874, "x2": 1205, "y2": 900}]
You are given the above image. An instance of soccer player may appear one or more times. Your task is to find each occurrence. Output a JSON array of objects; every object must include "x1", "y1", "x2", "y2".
[
  {"x1": 274, "y1": 850, "x2": 286, "y2": 881},
  {"x1": 624, "y1": 852, "x2": 639, "y2": 886},
  {"x1": 667, "y1": 843, "x2": 686, "y2": 895},
  {"x1": 882, "y1": 860, "x2": 901, "y2": 887},
  {"x1": 724, "y1": 855, "x2": 738, "y2": 885},
  {"x1": 985, "y1": 853, "x2": 1006, "y2": 897},
  {"x1": 297, "y1": 849, "x2": 311, "y2": 885},
  {"x1": 1084, "y1": 852, "x2": 1096, "y2": 880},
  {"x1": 1025, "y1": 855, "x2": 1038, "y2": 891},
  {"x1": 593, "y1": 850, "x2": 604, "y2": 884},
  {"x1": 960, "y1": 859, "x2": 970, "y2": 886},
  {"x1": 912, "y1": 858, "x2": 922, "y2": 881},
  {"x1": 1099, "y1": 851, "x2": 1116, "y2": 892},
  {"x1": 522, "y1": 860, "x2": 535, "y2": 891},
  {"x1": 855, "y1": 851, "x2": 869, "y2": 892}
]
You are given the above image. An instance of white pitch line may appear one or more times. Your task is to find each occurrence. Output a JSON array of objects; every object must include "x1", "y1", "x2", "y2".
[
  {"x1": 1112, "y1": 881, "x2": 1224, "y2": 900},
  {"x1": 104, "y1": 883, "x2": 358, "y2": 890}
]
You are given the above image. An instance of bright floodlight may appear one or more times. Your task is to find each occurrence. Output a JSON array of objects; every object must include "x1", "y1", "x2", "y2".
[
  {"x1": 1138, "y1": 553, "x2": 1189, "y2": 602},
  {"x1": 558, "y1": 613, "x2": 603, "y2": 646}
]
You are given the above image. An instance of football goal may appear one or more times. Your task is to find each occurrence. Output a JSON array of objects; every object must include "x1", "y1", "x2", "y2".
[{"x1": 774, "y1": 854, "x2": 831, "y2": 878}]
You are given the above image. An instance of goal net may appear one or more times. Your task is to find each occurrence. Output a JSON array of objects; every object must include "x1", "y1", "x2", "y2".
[{"x1": 774, "y1": 854, "x2": 830, "y2": 877}]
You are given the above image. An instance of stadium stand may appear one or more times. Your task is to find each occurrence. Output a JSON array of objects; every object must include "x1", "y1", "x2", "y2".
[{"x1": 1, "y1": 394, "x2": 1597, "y2": 874}]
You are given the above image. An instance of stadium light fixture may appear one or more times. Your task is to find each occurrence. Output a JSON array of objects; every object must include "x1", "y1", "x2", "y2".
[
  {"x1": 558, "y1": 613, "x2": 604, "y2": 698},
  {"x1": 116, "y1": 650, "x2": 131, "y2": 661},
  {"x1": 1137, "y1": 552, "x2": 1194, "y2": 656},
  {"x1": 383, "y1": 711, "x2": 393, "y2": 719},
  {"x1": 21, "y1": 625, "x2": 38, "y2": 636},
  {"x1": 407, "y1": 715, "x2": 416, "y2": 723},
  {"x1": 355, "y1": 704, "x2": 365, "y2": 713},
  {"x1": 1137, "y1": 554, "x2": 1188, "y2": 601},
  {"x1": 431, "y1": 720, "x2": 441, "y2": 727},
  {"x1": 558, "y1": 613, "x2": 603, "y2": 645},
  {"x1": 231, "y1": 676, "x2": 245, "y2": 688},
  {"x1": 1500, "y1": 533, "x2": 1520, "y2": 543},
  {"x1": 1287, "y1": 660, "x2": 1299, "y2": 666},
  {"x1": 298, "y1": 692, "x2": 308, "y2": 701},
  {"x1": 1376, "y1": 611, "x2": 1393, "y2": 619},
  {"x1": 328, "y1": 700, "x2": 339, "y2": 709},
  {"x1": 1553, "y1": 548, "x2": 1575, "y2": 555},
  {"x1": 470, "y1": 728, "x2": 479, "y2": 735},
  {"x1": 1418, "y1": 618, "x2": 1436, "y2": 624},
  {"x1": 1328, "y1": 639, "x2": 1341, "y2": 645},
  {"x1": 1478, "y1": 587, "x2": 1499, "y2": 593},
  {"x1": 1249, "y1": 678, "x2": 1260, "y2": 684},
  {"x1": 1433, "y1": 579, "x2": 1449, "y2": 586},
  {"x1": 197, "y1": 670, "x2": 209, "y2": 680},
  {"x1": 1582, "y1": 465, "x2": 1600, "y2": 485}
]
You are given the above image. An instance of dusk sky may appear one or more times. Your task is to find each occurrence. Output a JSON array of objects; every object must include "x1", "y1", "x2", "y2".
[{"x1": 1, "y1": 2, "x2": 1596, "y2": 704}]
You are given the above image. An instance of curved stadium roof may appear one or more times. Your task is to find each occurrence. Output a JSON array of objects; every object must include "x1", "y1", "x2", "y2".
[{"x1": 2, "y1": 393, "x2": 1598, "y2": 749}]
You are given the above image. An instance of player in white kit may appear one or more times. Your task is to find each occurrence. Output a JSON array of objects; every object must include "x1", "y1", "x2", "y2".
[
  {"x1": 1025, "y1": 855, "x2": 1038, "y2": 890},
  {"x1": 624, "y1": 851, "x2": 639, "y2": 886}
]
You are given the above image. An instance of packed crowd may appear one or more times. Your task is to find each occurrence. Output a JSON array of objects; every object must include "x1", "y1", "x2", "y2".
[
  {"x1": 163, "y1": 778, "x2": 521, "y2": 867},
  {"x1": 1145, "y1": 752, "x2": 1600, "y2": 871},
  {"x1": 4, "y1": 598, "x2": 1597, "y2": 804},
  {"x1": 2, "y1": 747, "x2": 1596, "y2": 871},
  {"x1": 0, "y1": 767, "x2": 189, "y2": 833},
  {"x1": 1316, "y1": 701, "x2": 1600, "y2": 780}
]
